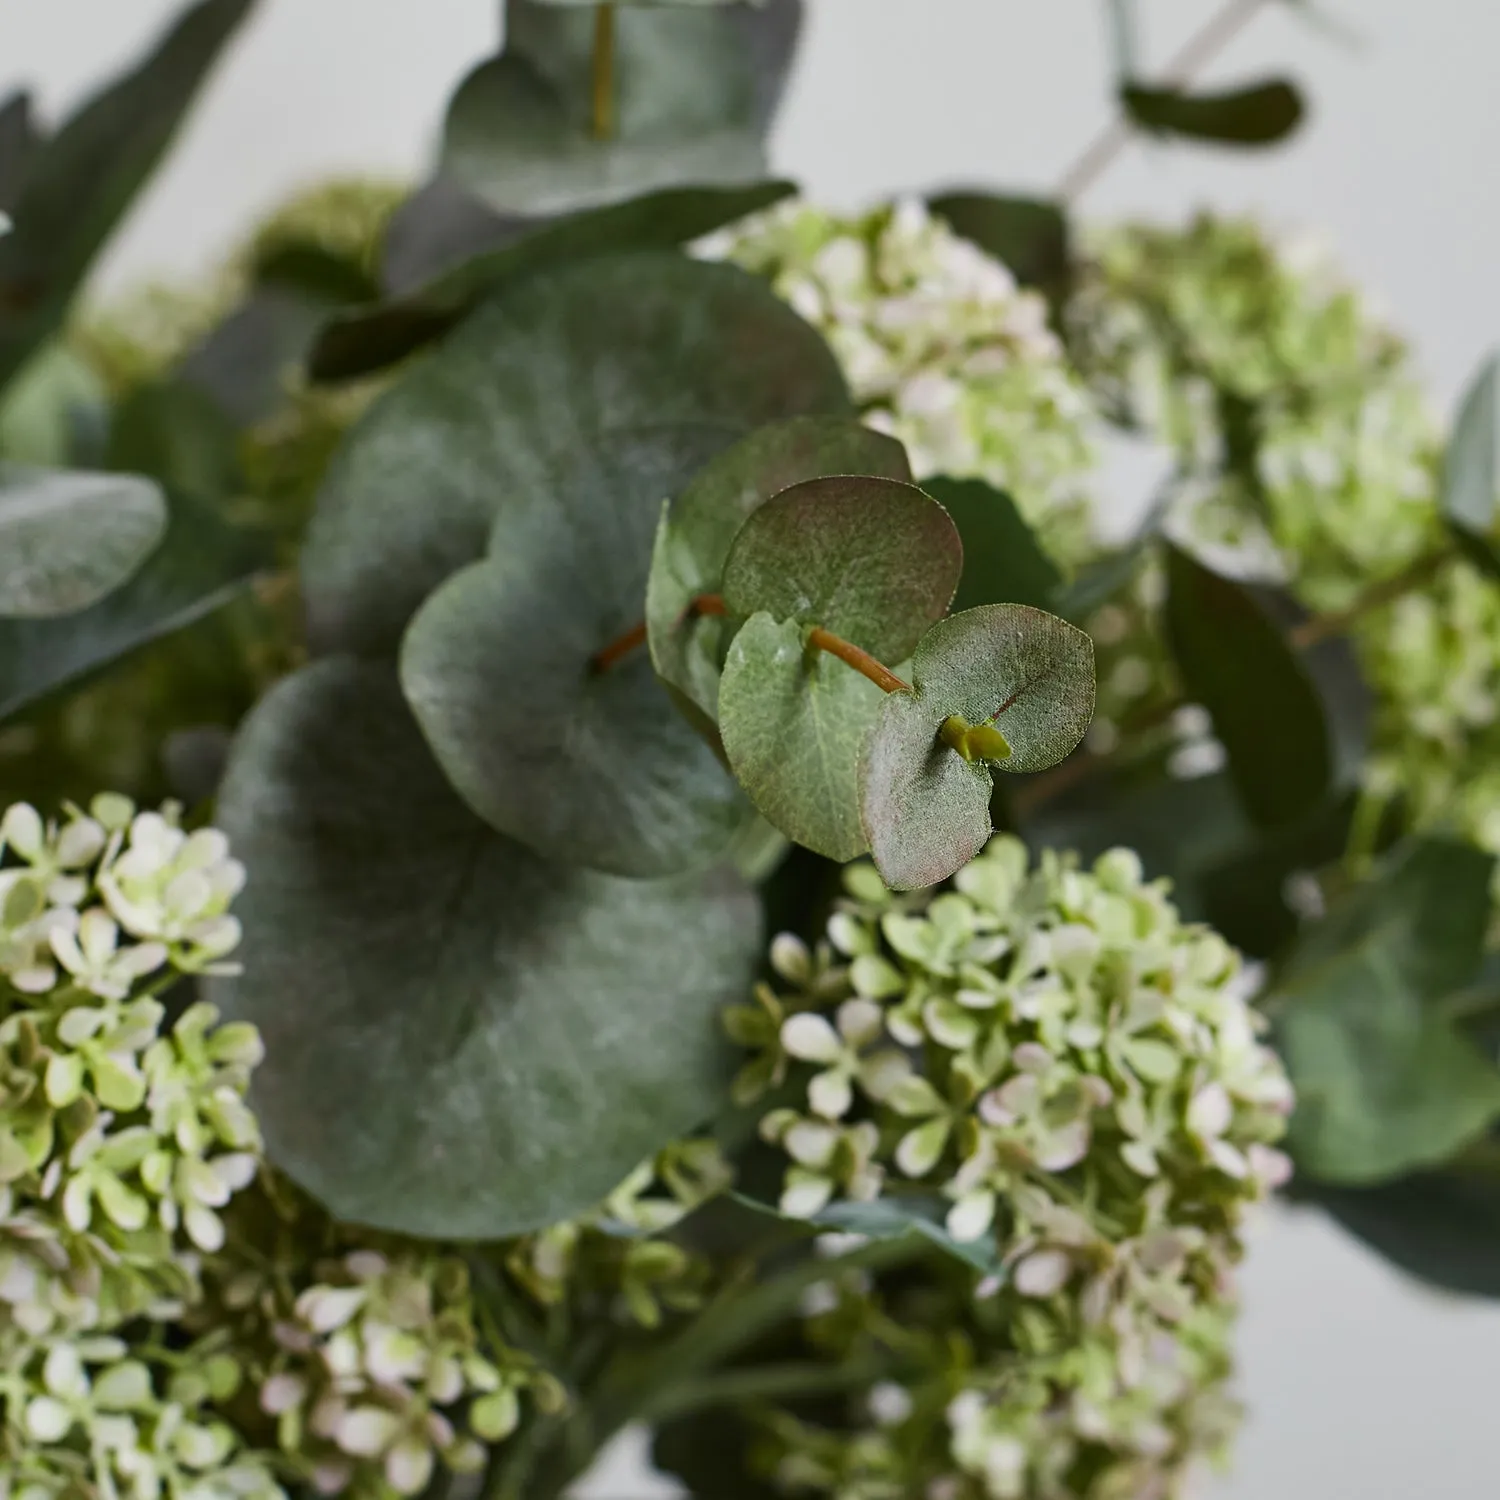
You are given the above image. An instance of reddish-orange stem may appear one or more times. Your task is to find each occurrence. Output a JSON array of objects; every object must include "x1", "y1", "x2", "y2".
[
  {"x1": 589, "y1": 593, "x2": 727, "y2": 674},
  {"x1": 807, "y1": 627, "x2": 911, "y2": 694}
]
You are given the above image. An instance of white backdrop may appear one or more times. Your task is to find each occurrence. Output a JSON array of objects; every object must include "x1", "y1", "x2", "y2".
[{"x1": 5, "y1": 4, "x2": 1500, "y2": 1496}]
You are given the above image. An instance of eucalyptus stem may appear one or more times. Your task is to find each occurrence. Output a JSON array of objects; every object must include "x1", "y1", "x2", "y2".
[
  {"x1": 637, "y1": 1356, "x2": 896, "y2": 1425},
  {"x1": 806, "y1": 626, "x2": 911, "y2": 694},
  {"x1": 1058, "y1": 0, "x2": 1272, "y2": 203},
  {"x1": 1289, "y1": 543, "x2": 1456, "y2": 650},
  {"x1": 591, "y1": 3, "x2": 617, "y2": 142}
]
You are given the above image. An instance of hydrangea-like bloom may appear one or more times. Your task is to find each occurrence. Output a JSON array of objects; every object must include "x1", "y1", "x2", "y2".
[
  {"x1": 1072, "y1": 214, "x2": 1500, "y2": 878},
  {"x1": 730, "y1": 837, "x2": 1292, "y2": 1498},
  {"x1": 702, "y1": 199, "x2": 1098, "y2": 563}
]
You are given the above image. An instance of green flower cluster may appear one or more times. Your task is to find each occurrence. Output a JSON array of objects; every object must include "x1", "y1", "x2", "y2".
[
  {"x1": 1072, "y1": 214, "x2": 1500, "y2": 871},
  {"x1": 703, "y1": 199, "x2": 1099, "y2": 563},
  {"x1": 729, "y1": 836, "x2": 1291, "y2": 1498}
]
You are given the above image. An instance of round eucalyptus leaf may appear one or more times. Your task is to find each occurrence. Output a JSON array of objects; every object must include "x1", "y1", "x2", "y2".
[
  {"x1": 721, "y1": 475, "x2": 962, "y2": 662},
  {"x1": 861, "y1": 606, "x2": 1095, "y2": 890},
  {"x1": 718, "y1": 611, "x2": 885, "y2": 863},
  {"x1": 302, "y1": 252, "x2": 847, "y2": 657},
  {"x1": 646, "y1": 417, "x2": 910, "y2": 727},
  {"x1": 442, "y1": 0, "x2": 800, "y2": 217},
  {"x1": 0, "y1": 464, "x2": 166, "y2": 618},
  {"x1": 209, "y1": 656, "x2": 762, "y2": 1240},
  {"x1": 400, "y1": 427, "x2": 747, "y2": 878}
]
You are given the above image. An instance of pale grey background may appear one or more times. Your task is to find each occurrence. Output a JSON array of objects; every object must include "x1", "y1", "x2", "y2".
[{"x1": 5, "y1": 3, "x2": 1499, "y2": 1496}]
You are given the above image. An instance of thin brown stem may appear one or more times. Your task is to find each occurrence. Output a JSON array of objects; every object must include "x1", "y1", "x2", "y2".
[
  {"x1": 1058, "y1": 0, "x2": 1272, "y2": 204},
  {"x1": 1289, "y1": 544, "x2": 1456, "y2": 651},
  {"x1": 806, "y1": 627, "x2": 911, "y2": 694},
  {"x1": 589, "y1": 594, "x2": 725, "y2": 675},
  {"x1": 591, "y1": 3, "x2": 617, "y2": 141}
]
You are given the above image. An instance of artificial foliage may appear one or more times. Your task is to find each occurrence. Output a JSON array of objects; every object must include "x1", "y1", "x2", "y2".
[{"x1": 3, "y1": 0, "x2": 1500, "y2": 1495}]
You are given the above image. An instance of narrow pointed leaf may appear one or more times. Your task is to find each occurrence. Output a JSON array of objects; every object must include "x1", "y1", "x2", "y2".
[
  {"x1": 722, "y1": 476, "x2": 962, "y2": 663},
  {"x1": 862, "y1": 606, "x2": 1095, "y2": 890},
  {"x1": 1441, "y1": 352, "x2": 1500, "y2": 577},
  {"x1": 1165, "y1": 543, "x2": 1331, "y2": 829},
  {"x1": 718, "y1": 612, "x2": 885, "y2": 863},
  {"x1": 0, "y1": 465, "x2": 165, "y2": 617},
  {"x1": 302, "y1": 252, "x2": 847, "y2": 657},
  {"x1": 209, "y1": 656, "x2": 761, "y2": 1239},
  {"x1": 0, "y1": 493, "x2": 270, "y2": 721},
  {"x1": 310, "y1": 180, "x2": 797, "y2": 382},
  {"x1": 441, "y1": 0, "x2": 800, "y2": 216},
  {"x1": 647, "y1": 418, "x2": 911, "y2": 727},
  {"x1": 920, "y1": 475, "x2": 1062, "y2": 614},
  {"x1": 0, "y1": 0, "x2": 256, "y2": 389},
  {"x1": 1120, "y1": 78, "x2": 1305, "y2": 146},
  {"x1": 927, "y1": 192, "x2": 1069, "y2": 297}
]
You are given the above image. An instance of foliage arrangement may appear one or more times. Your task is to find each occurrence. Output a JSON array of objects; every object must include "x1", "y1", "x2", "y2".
[{"x1": 3, "y1": 1, "x2": 1500, "y2": 1496}]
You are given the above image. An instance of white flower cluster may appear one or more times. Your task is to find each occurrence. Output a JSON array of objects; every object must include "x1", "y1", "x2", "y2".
[
  {"x1": 243, "y1": 1248, "x2": 554, "y2": 1499},
  {"x1": 703, "y1": 199, "x2": 1099, "y2": 563},
  {"x1": 731, "y1": 836, "x2": 1291, "y2": 1499}
]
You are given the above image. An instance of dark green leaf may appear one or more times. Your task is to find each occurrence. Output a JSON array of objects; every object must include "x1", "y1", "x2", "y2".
[
  {"x1": 0, "y1": 0, "x2": 256, "y2": 390},
  {"x1": 1441, "y1": 353, "x2": 1500, "y2": 576},
  {"x1": 378, "y1": 178, "x2": 532, "y2": 296},
  {"x1": 399, "y1": 427, "x2": 747, "y2": 877},
  {"x1": 0, "y1": 491, "x2": 270, "y2": 721},
  {"x1": 309, "y1": 180, "x2": 796, "y2": 382},
  {"x1": 209, "y1": 656, "x2": 761, "y2": 1238},
  {"x1": 647, "y1": 416, "x2": 909, "y2": 733},
  {"x1": 440, "y1": 0, "x2": 800, "y2": 216},
  {"x1": 1165, "y1": 543, "x2": 1331, "y2": 829},
  {"x1": 0, "y1": 94, "x2": 39, "y2": 216},
  {"x1": 1303, "y1": 1170, "x2": 1500, "y2": 1300},
  {"x1": 1120, "y1": 78, "x2": 1305, "y2": 146},
  {"x1": 721, "y1": 476, "x2": 961, "y2": 663},
  {"x1": 861, "y1": 606, "x2": 1095, "y2": 890},
  {"x1": 654, "y1": 1408, "x2": 782, "y2": 1500},
  {"x1": 253, "y1": 241, "x2": 380, "y2": 307},
  {"x1": 302, "y1": 252, "x2": 848, "y2": 658},
  {"x1": 1277, "y1": 838, "x2": 1500, "y2": 1184},
  {"x1": 719, "y1": 612, "x2": 885, "y2": 863},
  {"x1": 927, "y1": 192, "x2": 1069, "y2": 298},
  {"x1": 0, "y1": 464, "x2": 165, "y2": 617},
  {"x1": 104, "y1": 380, "x2": 242, "y2": 503},
  {"x1": 920, "y1": 475, "x2": 1062, "y2": 614}
]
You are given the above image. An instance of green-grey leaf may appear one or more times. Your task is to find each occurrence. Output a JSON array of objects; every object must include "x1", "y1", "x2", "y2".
[
  {"x1": 1441, "y1": 352, "x2": 1500, "y2": 577},
  {"x1": 927, "y1": 192, "x2": 1069, "y2": 298},
  {"x1": 302, "y1": 252, "x2": 848, "y2": 658},
  {"x1": 0, "y1": 0, "x2": 256, "y2": 390},
  {"x1": 718, "y1": 612, "x2": 885, "y2": 862},
  {"x1": 209, "y1": 656, "x2": 761, "y2": 1238},
  {"x1": 0, "y1": 491, "x2": 270, "y2": 722},
  {"x1": 441, "y1": 0, "x2": 800, "y2": 217},
  {"x1": 310, "y1": 180, "x2": 798, "y2": 383},
  {"x1": 920, "y1": 475, "x2": 1062, "y2": 614},
  {"x1": 400, "y1": 427, "x2": 747, "y2": 877},
  {"x1": 721, "y1": 476, "x2": 961, "y2": 663},
  {"x1": 1165, "y1": 543, "x2": 1331, "y2": 829},
  {"x1": 647, "y1": 417, "x2": 911, "y2": 728},
  {"x1": 0, "y1": 341, "x2": 107, "y2": 468},
  {"x1": 1120, "y1": 78, "x2": 1305, "y2": 146},
  {"x1": 861, "y1": 606, "x2": 1095, "y2": 891},
  {"x1": 0, "y1": 464, "x2": 166, "y2": 617},
  {"x1": 1278, "y1": 837, "x2": 1500, "y2": 1185}
]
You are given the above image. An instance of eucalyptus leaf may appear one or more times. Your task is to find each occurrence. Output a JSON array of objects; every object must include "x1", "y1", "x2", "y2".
[
  {"x1": 0, "y1": 341, "x2": 108, "y2": 468},
  {"x1": 920, "y1": 475, "x2": 1063, "y2": 615},
  {"x1": 209, "y1": 656, "x2": 761, "y2": 1238},
  {"x1": 1440, "y1": 352, "x2": 1500, "y2": 576},
  {"x1": 0, "y1": 0, "x2": 256, "y2": 390},
  {"x1": 400, "y1": 427, "x2": 747, "y2": 877},
  {"x1": 0, "y1": 492, "x2": 270, "y2": 721},
  {"x1": 104, "y1": 380, "x2": 242, "y2": 503},
  {"x1": 310, "y1": 180, "x2": 796, "y2": 383},
  {"x1": 646, "y1": 416, "x2": 910, "y2": 732},
  {"x1": 441, "y1": 0, "x2": 800, "y2": 216},
  {"x1": 0, "y1": 94, "x2": 38, "y2": 216},
  {"x1": 721, "y1": 475, "x2": 962, "y2": 663},
  {"x1": 0, "y1": 464, "x2": 166, "y2": 618},
  {"x1": 379, "y1": 178, "x2": 531, "y2": 296},
  {"x1": 1277, "y1": 837, "x2": 1500, "y2": 1185},
  {"x1": 927, "y1": 192, "x2": 1070, "y2": 299},
  {"x1": 861, "y1": 605, "x2": 1094, "y2": 890},
  {"x1": 1120, "y1": 78, "x2": 1305, "y2": 146},
  {"x1": 718, "y1": 612, "x2": 886, "y2": 863},
  {"x1": 1165, "y1": 543, "x2": 1331, "y2": 829},
  {"x1": 302, "y1": 252, "x2": 848, "y2": 657}
]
